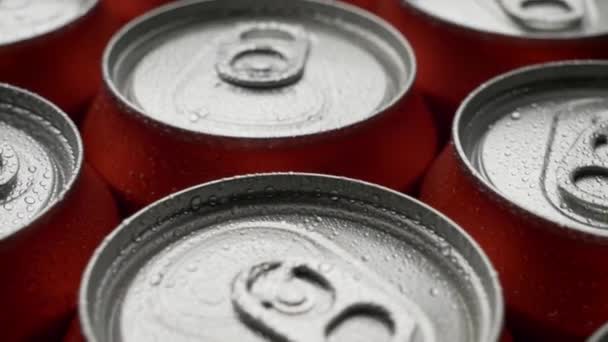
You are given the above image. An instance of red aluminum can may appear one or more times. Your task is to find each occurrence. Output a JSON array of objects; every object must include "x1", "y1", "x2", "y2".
[
  {"x1": 78, "y1": 173, "x2": 504, "y2": 342},
  {"x1": 420, "y1": 61, "x2": 608, "y2": 341},
  {"x1": 0, "y1": 0, "x2": 120, "y2": 119},
  {"x1": 106, "y1": 0, "x2": 378, "y2": 24},
  {"x1": 0, "y1": 84, "x2": 120, "y2": 341},
  {"x1": 83, "y1": 0, "x2": 438, "y2": 213},
  {"x1": 377, "y1": 0, "x2": 608, "y2": 132}
]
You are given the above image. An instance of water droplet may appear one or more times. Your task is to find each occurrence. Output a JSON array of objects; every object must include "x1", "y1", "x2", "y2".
[
  {"x1": 511, "y1": 112, "x2": 521, "y2": 120},
  {"x1": 429, "y1": 288, "x2": 439, "y2": 297}
]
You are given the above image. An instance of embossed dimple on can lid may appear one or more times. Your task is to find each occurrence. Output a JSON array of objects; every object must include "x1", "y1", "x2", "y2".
[
  {"x1": 0, "y1": 0, "x2": 97, "y2": 45},
  {"x1": 403, "y1": 0, "x2": 608, "y2": 38},
  {"x1": 106, "y1": 0, "x2": 413, "y2": 138},
  {"x1": 0, "y1": 84, "x2": 80, "y2": 239},
  {"x1": 80, "y1": 174, "x2": 503, "y2": 342},
  {"x1": 456, "y1": 61, "x2": 608, "y2": 234}
]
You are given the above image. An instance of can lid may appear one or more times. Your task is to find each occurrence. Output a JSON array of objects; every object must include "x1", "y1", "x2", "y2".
[
  {"x1": 106, "y1": 0, "x2": 414, "y2": 138},
  {"x1": 0, "y1": 84, "x2": 81, "y2": 239},
  {"x1": 81, "y1": 174, "x2": 503, "y2": 342},
  {"x1": 455, "y1": 61, "x2": 608, "y2": 236},
  {"x1": 403, "y1": 0, "x2": 608, "y2": 38},
  {"x1": 0, "y1": 0, "x2": 97, "y2": 46}
]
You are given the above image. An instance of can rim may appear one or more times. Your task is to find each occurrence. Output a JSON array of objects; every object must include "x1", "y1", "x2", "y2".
[
  {"x1": 589, "y1": 321, "x2": 608, "y2": 342},
  {"x1": 401, "y1": 0, "x2": 608, "y2": 41},
  {"x1": 101, "y1": 0, "x2": 417, "y2": 141},
  {"x1": 453, "y1": 59, "x2": 608, "y2": 239},
  {"x1": 0, "y1": 0, "x2": 99, "y2": 48},
  {"x1": 79, "y1": 172, "x2": 504, "y2": 342},
  {"x1": 0, "y1": 83, "x2": 83, "y2": 242}
]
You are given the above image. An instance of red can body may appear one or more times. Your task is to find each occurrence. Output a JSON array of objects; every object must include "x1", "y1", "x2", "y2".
[
  {"x1": 0, "y1": 164, "x2": 119, "y2": 341},
  {"x1": 377, "y1": 0, "x2": 608, "y2": 127},
  {"x1": 0, "y1": 1, "x2": 119, "y2": 119},
  {"x1": 421, "y1": 146, "x2": 608, "y2": 341},
  {"x1": 83, "y1": 0, "x2": 438, "y2": 213},
  {"x1": 104, "y1": 0, "x2": 173, "y2": 23},
  {"x1": 85, "y1": 87, "x2": 436, "y2": 212},
  {"x1": 420, "y1": 62, "x2": 608, "y2": 341}
]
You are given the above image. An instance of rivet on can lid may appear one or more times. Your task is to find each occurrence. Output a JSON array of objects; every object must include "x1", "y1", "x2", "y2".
[{"x1": 0, "y1": 0, "x2": 97, "y2": 45}]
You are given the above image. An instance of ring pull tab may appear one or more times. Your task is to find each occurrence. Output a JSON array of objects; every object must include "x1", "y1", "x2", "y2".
[
  {"x1": 215, "y1": 23, "x2": 310, "y2": 89},
  {"x1": 557, "y1": 121, "x2": 608, "y2": 223},
  {"x1": 497, "y1": 0, "x2": 585, "y2": 31},
  {"x1": 0, "y1": 142, "x2": 19, "y2": 198},
  {"x1": 232, "y1": 259, "x2": 434, "y2": 342}
]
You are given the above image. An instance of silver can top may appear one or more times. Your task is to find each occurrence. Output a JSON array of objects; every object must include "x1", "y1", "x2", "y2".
[
  {"x1": 403, "y1": 0, "x2": 608, "y2": 38},
  {"x1": 105, "y1": 0, "x2": 414, "y2": 138},
  {"x1": 0, "y1": 84, "x2": 81, "y2": 239},
  {"x1": 80, "y1": 174, "x2": 503, "y2": 342},
  {"x1": 456, "y1": 61, "x2": 608, "y2": 236},
  {"x1": 0, "y1": 0, "x2": 97, "y2": 45}
]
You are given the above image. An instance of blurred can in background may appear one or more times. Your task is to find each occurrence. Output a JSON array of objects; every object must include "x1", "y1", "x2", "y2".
[
  {"x1": 78, "y1": 173, "x2": 504, "y2": 342},
  {"x1": 83, "y1": 0, "x2": 438, "y2": 213},
  {"x1": 421, "y1": 61, "x2": 608, "y2": 341},
  {"x1": 105, "y1": 0, "x2": 379, "y2": 24},
  {"x1": 0, "y1": 0, "x2": 119, "y2": 119},
  {"x1": 377, "y1": 0, "x2": 608, "y2": 136},
  {"x1": 0, "y1": 84, "x2": 119, "y2": 340}
]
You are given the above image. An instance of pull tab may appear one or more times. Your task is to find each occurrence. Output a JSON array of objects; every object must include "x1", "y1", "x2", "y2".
[
  {"x1": 0, "y1": 142, "x2": 18, "y2": 198},
  {"x1": 497, "y1": 0, "x2": 585, "y2": 31},
  {"x1": 232, "y1": 259, "x2": 434, "y2": 342},
  {"x1": 215, "y1": 23, "x2": 310, "y2": 89},
  {"x1": 557, "y1": 121, "x2": 608, "y2": 223}
]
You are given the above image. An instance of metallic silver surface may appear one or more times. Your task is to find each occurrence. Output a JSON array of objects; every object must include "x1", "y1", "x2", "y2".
[
  {"x1": 402, "y1": 0, "x2": 608, "y2": 38},
  {"x1": 455, "y1": 61, "x2": 608, "y2": 236},
  {"x1": 0, "y1": 84, "x2": 81, "y2": 239},
  {"x1": 232, "y1": 258, "x2": 434, "y2": 342},
  {"x1": 0, "y1": 0, "x2": 97, "y2": 45},
  {"x1": 80, "y1": 174, "x2": 503, "y2": 342},
  {"x1": 215, "y1": 23, "x2": 310, "y2": 89},
  {"x1": 105, "y1": 0, "x2": 414, "y2": 138},
  {"x1": 498, "y1": 0, "x2": 585, "y2": 31}
]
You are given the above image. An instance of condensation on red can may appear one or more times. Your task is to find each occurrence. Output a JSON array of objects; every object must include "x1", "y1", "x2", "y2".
[
  {"x1": 421, "y1": 61, "x2": 608, "y2": 341},
  {"x1": 0, "y1": 84, "x2": 120, "y2": 341},
  {"x1": 377, "y1": 0, "x2": 608, "y2": 137},
  {"x1": 83, "y1": 0, "x2": 438, "y2": 213},
  {"x1": 79, "y1": 173, "x2": 504, "y2": 342},
  {"x1": 0, "y1": 1, "x2": 120, "y2": 119}
]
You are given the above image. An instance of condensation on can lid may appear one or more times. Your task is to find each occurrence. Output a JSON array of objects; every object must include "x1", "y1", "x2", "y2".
[
  {"x1": 80, "y1": 174, "x2": 503, "y2": 342},
  {"x1": 456, "y1": 61, "x2": 608, "y2": 235},
  {"x1": 0, "y1": 0, "x2": 97, "y2": 45},
  {"x1": 0, "y1": 84, "x2": 81, "y2": 239},
  {"x1": 106, "y1": 0, "x2": 414, "y2": 138},
  {"x1": 403, "y1": 0, "x2": 608, "y2": 38}
]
